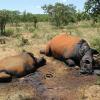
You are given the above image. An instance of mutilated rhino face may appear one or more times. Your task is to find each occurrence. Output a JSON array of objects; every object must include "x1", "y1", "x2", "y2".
[
  {"x1": 26, "y1": 52, "x2": 46, "y2": 67},
  {"x1": 80, "y1": 50, "x2": 93, "y2": 74},
  {"x1": 36, "y1": 57, "x2": 46, "y2": 67}
]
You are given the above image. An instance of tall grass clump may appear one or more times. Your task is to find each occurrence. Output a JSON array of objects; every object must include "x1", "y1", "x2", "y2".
[
  {"x1": 44, "y1": 32, "x2": 59, "y2": 41},
  {"x1": 19, "y1": 37, "x2": 29, "y2": 46},
  {"x1": 3, "y1": 29, "x2": 14, "y2": 37},
  {"x1": 16, "y1": 27, "x2": 22, "y2": 33},
  {"x1": 28, "y1": 27, "x2": 35, "y2": 33}
]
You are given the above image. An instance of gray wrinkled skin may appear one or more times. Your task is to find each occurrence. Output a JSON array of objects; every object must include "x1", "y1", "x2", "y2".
[
  {"x1": 78, "y1": 40, "x2": 99, "y2": 75},
  {"x1": 80, "y1": 50, "x2": 93, "y2": 74},
  {"x1": 66, "y1": 39, "x2": 99, "y2": 75}
]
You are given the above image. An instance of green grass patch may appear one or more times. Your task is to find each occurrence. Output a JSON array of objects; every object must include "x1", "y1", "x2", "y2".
[
  {"x1": 90, "y1": 36, "x2": 100, "y2": 52},
  {"x1": 4, "y1": 29, "x2": 14, "y2": 37}
]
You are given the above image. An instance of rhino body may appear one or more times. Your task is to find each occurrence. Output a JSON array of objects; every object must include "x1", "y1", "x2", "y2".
[
  {"x1": 0, "y1": 51, "x2": 46, "y2": 82},
  {"x1": 40, "y1": 34, "x2": 98, "y2": 74}
]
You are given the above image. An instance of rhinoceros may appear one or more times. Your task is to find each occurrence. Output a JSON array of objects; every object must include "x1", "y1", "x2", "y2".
[
  {"x1": 40, "y1": 34, "x2": 99, "y2": 74},
  {"x1": 0, "y1": 51, "x2": 46, "y2": 82}
]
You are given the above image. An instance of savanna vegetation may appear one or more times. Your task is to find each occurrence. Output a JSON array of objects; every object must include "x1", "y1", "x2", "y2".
[{"x1": 0, "y1": 0, "x2": 100, "y2": 51}]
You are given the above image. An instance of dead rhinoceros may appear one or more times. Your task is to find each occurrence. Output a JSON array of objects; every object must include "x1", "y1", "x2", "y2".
[
  {"x1": 40, "y1": 34, "x2": 99, "y2": 74},
  {"x1": 0, "y1": 51, "x2": 46, "y2": 82}
]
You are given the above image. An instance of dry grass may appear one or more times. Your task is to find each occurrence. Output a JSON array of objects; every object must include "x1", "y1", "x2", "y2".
[
  {"x1": 1, "y1": 21, "x2": 99, "y2": 62},
  {"x1": 1, "y1": 21, "x2": 99, "y2": 59},
  {"x1": 6, "y1": 21, "x2": 100, "y2": 40}
]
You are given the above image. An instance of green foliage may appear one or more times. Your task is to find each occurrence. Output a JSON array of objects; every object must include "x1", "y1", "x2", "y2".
[
  {"x1": 44, "y1": 32, "x2": 58, "y2": 41},
  {"x1": 24, "y1": 23, "x2": 30, "y2": 30},
  {"x1": 3, "y1": 29, "x2": 14, "y2": 37},
  {"x1": 76, "y1": 11, "x2": 91, "y2": 21},
  {"x1": 19, "y1": 11, "x2": 48, "y2": 23},
  {"x1": 42, "y1": 3, "x2": 77, "y2": 27},
  {"x1": 35, "y1": 14, "x2": 48, "y2": 22},
  {"x1": 10, "y1": 10, "x2": 21, "y2": 26},
  {"x1": 16, "y1": 27, "x2": 22, "y2": 33},
  {"x1": 28, "y1": 27, "x2": 35, "y2": 33},
  {"x1": 0, "y1": 10, "x2": 10, "y2": 35},
  {"x1": 13, "y1": 33, "x2": 21, "y2": 39},
  {"x1": 85, "y1": 0, "x2": 100, "y2": 23},
  {"x1": 91, "y1": 36, "x2": 100, "y2": 52},
  {"x1": 21, "y1": 11, "x2": 35, "y2": 22},
  {"x1": 33, "y1": 16, "x2": 37, "y2": 28},
  {"x1": 0, "y1": 9, "x2": 49, "y2": 31}
]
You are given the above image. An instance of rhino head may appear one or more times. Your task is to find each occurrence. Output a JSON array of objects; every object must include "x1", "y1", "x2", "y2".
[{"x1": 80, "y1": 48, "x2": 99, "y2": 74}]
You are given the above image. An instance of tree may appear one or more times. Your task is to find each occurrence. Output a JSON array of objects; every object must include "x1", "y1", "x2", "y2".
[
  {"x1": 21, "y1": 11, "x2": 27, "y2": 22},
  {"x1": 76, "y1": 11, "x2": 90, "y2": 21},
  {"x1": 8, "y1": 10, "x2": 21, "y2": 26},
  {"x1": 35, "y1": 14, "x2": 48, "y2": 22},
  {"x1": 85, "y1": 0, "x2": 100, "y2": 23},
  {"x1": 0, "y1": 10, "x2": 10, "y2": 35},
  {"x1": 0, "y1": 15, "x2": 6, "y2": 35},
  {"x1": 33, "y1": 16, "x2": 37, "y2": 28},
  {"x1": 42, "y1": 3, "x2": 77, "y2": 27}
]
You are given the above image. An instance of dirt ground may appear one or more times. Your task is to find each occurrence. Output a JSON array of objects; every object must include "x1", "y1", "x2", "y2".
[{"x1": 0, "y1": 35, "x2": 100, "y2": 100}]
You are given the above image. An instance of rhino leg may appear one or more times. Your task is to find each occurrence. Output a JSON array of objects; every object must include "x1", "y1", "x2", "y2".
[
  {"x1": 94, "y1": 70, "x2": 100, "y2": 76},
  {"x1": 40, "y1": 41, "x2": 52, "y2": 56},
  {"x1": 40, "y1": 49, "x2": 46, "y2": 54},
  {"x1": 0, "y1": 71, "x2": 12, "y2": 82},
  {"x1": 40, "y1": 47, "x2": 52, "y2": 56},
  {"x1": 65, "y1": 59, "x2": 76, "y2": 67}
]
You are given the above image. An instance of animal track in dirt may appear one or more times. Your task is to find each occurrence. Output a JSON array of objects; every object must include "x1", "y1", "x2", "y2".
[{"x1": 44, "y1": 73, "x2": 54, "y2": 79}]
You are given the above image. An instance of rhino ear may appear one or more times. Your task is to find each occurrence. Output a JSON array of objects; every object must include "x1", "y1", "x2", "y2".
[{"x1": 91, "y1": 48, "x2": 99, "y2": 55}]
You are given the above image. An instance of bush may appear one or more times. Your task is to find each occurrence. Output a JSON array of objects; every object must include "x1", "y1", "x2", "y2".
[
  {"x1": 28, "y1": 27, "x2": 35, "y2": 33},
  {"x1": 16, "y1": 27, "x2": 22, "y2": 33},
  {"x1": 3, "y1": 29, "x2": 14, "y2": 36},
  {"x1": 24, "y1": 23, "x2": 30, "y2": 31},
  {"x1": 44, "y1": 33, "x2": 58, "y2": 41},
  {"x1": 12, "y1": 33, "x2": 21, "y2": 39},
  {"x1": 91, "y1": 36, "x2": 100, "y2": 52},
  {"x1": 19, "y1": 37, "x2": 29, "y2": 46},
  {"x1": 42, "y1": 3, "x2": 77, "y2": 27}
]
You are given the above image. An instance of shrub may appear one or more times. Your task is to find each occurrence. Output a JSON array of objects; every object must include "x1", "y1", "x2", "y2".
[
  {"x1": 91, "y1": 36, "x2": 100, "y2": 52},
  {"x1": 17, "y1": 36, "x2": 29, "y2": 47},
  {"x1": 44, "y1": 33, "x2": 58, "y2": 41},
  {"x1": 12, "y1": 33, "x2": 21, "y2": 39},
  {"x1": 3, "y1": 29, "x2": 14, "y2": 36},
  {"x1": 16, "y1": 27, "x2": 22, "y2": 33},
  {"x1": 20, "y1": 37, "x2": 29, "y2": 46},
  {"x1": 42, "y1": 3, "x2": 77, "y2": 27},
  {"x1": 28, "y1": 27, "x2": 35, "y2": 33}
]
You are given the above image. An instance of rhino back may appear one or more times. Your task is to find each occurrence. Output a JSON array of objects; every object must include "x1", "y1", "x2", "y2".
[
  {"x1": 49, "y1": 34, "x2": 81, "y2": 59},
  {"x1": 0, "y1": 53, "x2": 34, "y2": 74}
]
